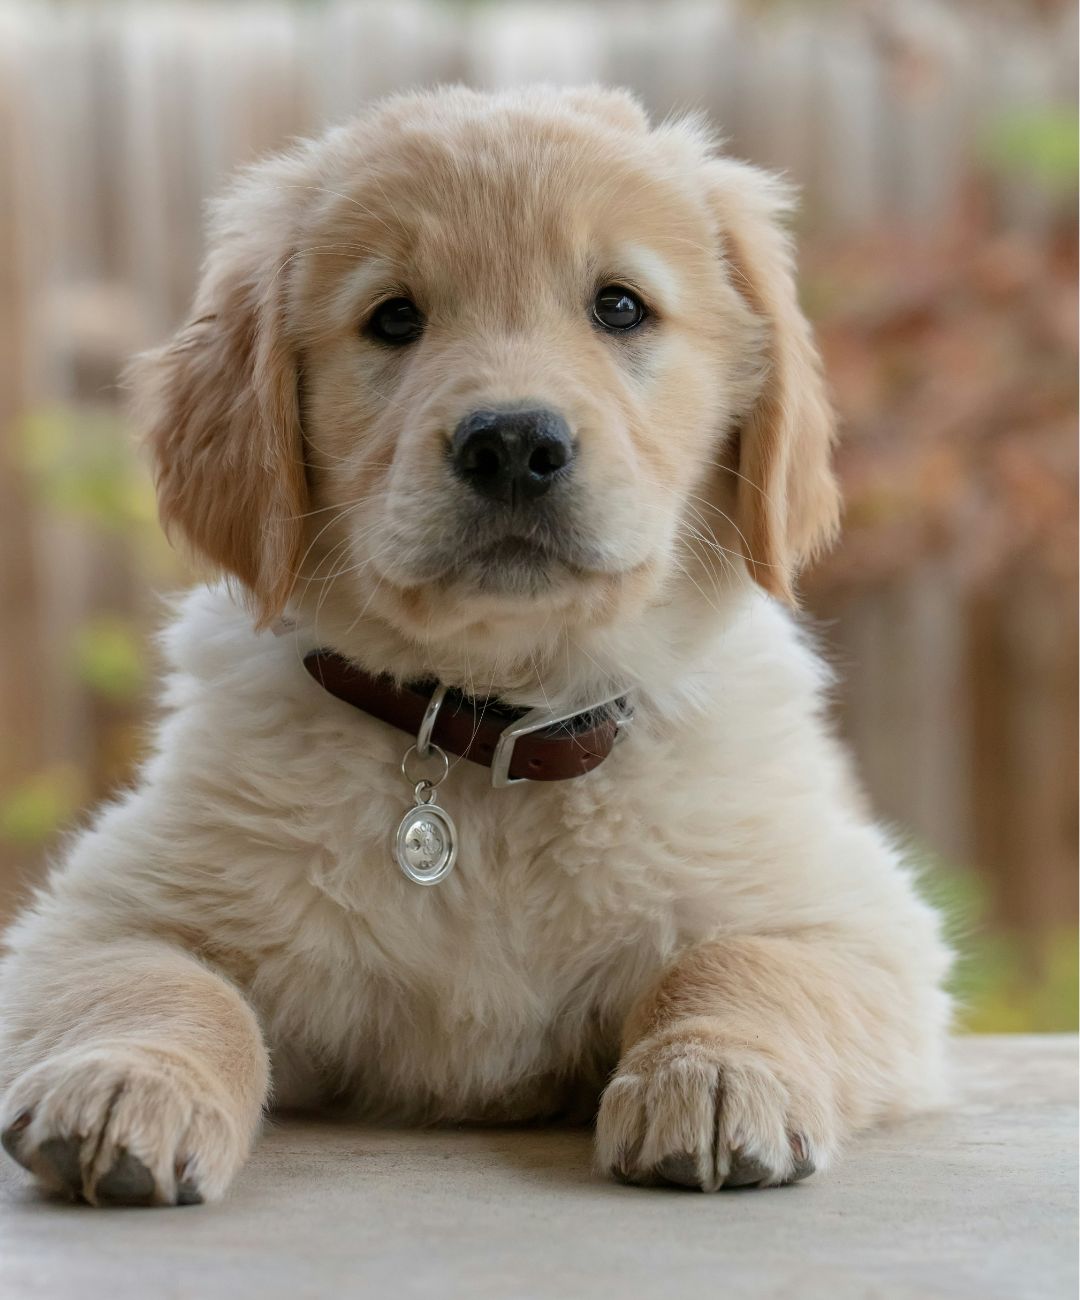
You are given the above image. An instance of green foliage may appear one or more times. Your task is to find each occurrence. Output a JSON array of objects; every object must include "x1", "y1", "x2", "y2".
[
  {"x1": 0, "y1": 765, "x2": 85, "y2": 849},
  {"x1": 957, "y1": 926, "x2": 1078, "y2": 1034},
  {"x1": 921, "y1": 847, "x2": 1078, "y2": 1034},
  {"x1": 13, "y1": 403, "x2": 184, "y2": 592},
  {"x1": 15, "y1": 405, "x2": 155, "y2": 535},
  {"x1": 982, "y1": 108, "x2": 1079, "y2": 197},
  {"x1": 72, "y1": 616, "x2": 146, "y2": 703}
]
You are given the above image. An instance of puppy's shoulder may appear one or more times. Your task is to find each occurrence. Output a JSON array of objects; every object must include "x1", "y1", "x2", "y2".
[
  {"x1": 718, "y1": 588, "x2": 834, "y2": 702},
  {"x1": 157, "y1": 583, "x2": 313, "y2": 704},
  {"x1": 661, "y1": 585, "x2": 833, "y2": 727}
]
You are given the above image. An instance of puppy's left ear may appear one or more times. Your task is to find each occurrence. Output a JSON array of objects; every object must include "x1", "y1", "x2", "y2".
[
  {"x1": 708, "y1": 159, "x2": 840, "y2": 603},
  {"x1": 128, "y1": 174, "x2": 308, "y2": 627}
]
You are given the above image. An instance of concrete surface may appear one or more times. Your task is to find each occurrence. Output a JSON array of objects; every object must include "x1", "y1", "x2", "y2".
[{"x1": 0, "y1": 1035, "x2": 1075, "y2": 1299}]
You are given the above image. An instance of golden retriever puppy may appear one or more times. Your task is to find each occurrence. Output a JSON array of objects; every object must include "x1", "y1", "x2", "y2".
[{"x1": 0, "y1": 86, "x2": 950, "y2": 1206}]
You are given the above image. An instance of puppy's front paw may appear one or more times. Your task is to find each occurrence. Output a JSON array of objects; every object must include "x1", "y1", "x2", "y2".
[
  {"x1": 595, "y1": 1027, "x2": 831, "y2": 1191},
  {"x1": 1, "y1": 1043, "x2": 253, "y2": 1206}
]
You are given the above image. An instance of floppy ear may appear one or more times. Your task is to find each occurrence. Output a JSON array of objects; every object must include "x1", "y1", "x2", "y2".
[
  {"x1": 129, "y1": 182, "x2": 307, "y2": 627},
  {"x1": 708, "y1": 160, "x2": 839, "y2": 603}
]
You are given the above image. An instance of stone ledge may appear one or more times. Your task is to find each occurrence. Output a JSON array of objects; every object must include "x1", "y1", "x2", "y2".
[{"x1": 1, "y1": 1035, "x2": 1076, "y2": 1299}]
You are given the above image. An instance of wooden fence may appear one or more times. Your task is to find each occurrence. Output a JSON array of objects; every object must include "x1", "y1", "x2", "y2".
[{"x1": 0, "y1": 0, "x2": 1076, "y2": 929}]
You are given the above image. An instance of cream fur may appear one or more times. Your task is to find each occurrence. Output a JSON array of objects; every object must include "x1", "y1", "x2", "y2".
[{"x1": 0, "y1": 86, "x2": 950, "y2": 1206}]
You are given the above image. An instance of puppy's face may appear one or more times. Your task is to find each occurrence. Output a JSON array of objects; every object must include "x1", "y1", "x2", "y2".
[
  {"x1": 295, "y1": 102, "x2": 758, "y2": 641},
  {"x1": 137, "y1": 88, "x2": 837, "y2": 670}
]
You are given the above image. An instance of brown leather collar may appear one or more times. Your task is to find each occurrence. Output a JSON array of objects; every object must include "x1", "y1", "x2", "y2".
[{"x1": 303, "y1": 649, "x2": 631, "y2": 785}]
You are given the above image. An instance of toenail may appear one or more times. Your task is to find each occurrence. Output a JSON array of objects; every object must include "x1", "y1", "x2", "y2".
[
  {"x1": 95, "y1": 1149, "x2": 156, "y2": 1206},
  {"x1": 655, "y1": 1152, "x2": 704, "y2": 1189}
]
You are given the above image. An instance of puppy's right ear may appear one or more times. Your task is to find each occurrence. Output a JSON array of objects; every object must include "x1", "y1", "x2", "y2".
[{"x1": 129, "y1": 178, "x2": 308, "y2": 627}]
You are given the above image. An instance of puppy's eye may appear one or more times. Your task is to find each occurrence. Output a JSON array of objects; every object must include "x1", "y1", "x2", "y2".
[
  {"x1": 368, "y1": 297, "x2": 424, "y2": 345},
  {"x1": 592, "y1": 285, "x2": 647, "y2": 332}
]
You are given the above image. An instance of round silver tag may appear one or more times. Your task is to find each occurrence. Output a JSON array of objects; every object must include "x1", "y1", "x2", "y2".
[{"x1": 393, "y1": 802, "x2": 458, "y2": 886}]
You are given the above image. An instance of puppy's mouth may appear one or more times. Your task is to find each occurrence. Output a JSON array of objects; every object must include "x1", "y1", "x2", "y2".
[
  {"x1": 369, "y1": 493, "x2": 652, "y2": 601},
  {"x1": 447, "y1": 535, "x2": 580, "y2": 594}
]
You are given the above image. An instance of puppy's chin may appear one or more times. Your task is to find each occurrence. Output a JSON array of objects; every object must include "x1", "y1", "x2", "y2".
[
  {"x1": 360, "y1": 551, "x2": 658, "y2": 648},
  {"x1": 442, "y1": 538, "x2": 576, "y2": 597}
]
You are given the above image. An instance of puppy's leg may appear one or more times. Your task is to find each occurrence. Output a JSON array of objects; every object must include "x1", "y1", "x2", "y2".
[
  {"x1": 0, "y1": 937, "x2": 268, "y2": 1206},
  {"x1": 596, "y1": 933, "x2": 947, "y2": 1190}
]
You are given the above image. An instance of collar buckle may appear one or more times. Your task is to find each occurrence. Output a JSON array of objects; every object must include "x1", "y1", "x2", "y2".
[{"x1": 490, "y1": 691, "x2": 634, "y2": 788}]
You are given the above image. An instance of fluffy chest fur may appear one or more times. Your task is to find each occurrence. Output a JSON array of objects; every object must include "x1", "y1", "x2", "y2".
[{"x1": 72, "y1": 584, "x2": 865, "y2": 1121}]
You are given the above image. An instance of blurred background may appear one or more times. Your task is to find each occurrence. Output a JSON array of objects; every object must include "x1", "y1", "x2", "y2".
[{"x1": 0, "y1": 0, "x2": 1075, "y2": 1030}]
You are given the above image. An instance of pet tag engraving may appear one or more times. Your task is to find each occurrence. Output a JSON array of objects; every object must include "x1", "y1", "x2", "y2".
[
  {"x1": 394, "y1": 735, "x2": 457, "y2": 885},
  {"x1": 394, "y1": 790, "x2": 457, "y2": 885}
]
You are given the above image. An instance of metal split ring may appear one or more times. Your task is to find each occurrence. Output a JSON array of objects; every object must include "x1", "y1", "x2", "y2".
[{"x1": 401, "y1": 743, "x2": 449, "y2": 789}]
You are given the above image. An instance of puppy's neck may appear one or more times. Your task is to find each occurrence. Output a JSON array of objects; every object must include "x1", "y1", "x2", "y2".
[{"x1": 287, "y1": 565, "x2": 755, "y2": 716}]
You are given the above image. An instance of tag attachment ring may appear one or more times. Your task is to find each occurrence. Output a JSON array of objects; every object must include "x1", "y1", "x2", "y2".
[{"x1": 400, "y1": 743, "x2": 449, "y2": 790}]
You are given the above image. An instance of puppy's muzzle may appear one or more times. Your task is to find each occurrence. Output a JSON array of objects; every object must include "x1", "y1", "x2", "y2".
[{"x1": 450, "y1": 408, "x2": 574, "y2": 508}]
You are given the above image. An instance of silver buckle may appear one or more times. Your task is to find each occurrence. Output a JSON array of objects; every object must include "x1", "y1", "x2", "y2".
[{"x1": 490, "y1": 691, "x2": 633, "y2": 788}]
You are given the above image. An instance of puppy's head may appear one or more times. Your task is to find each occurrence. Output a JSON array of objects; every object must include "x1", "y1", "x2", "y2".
[{"x1": 133, "y1": 87, "x2": 837, "y2": 664}]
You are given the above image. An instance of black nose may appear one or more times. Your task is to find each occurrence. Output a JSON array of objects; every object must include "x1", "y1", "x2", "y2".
[{"x1": 450, "y1": 408, "x2": 575, "y2": 506}]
